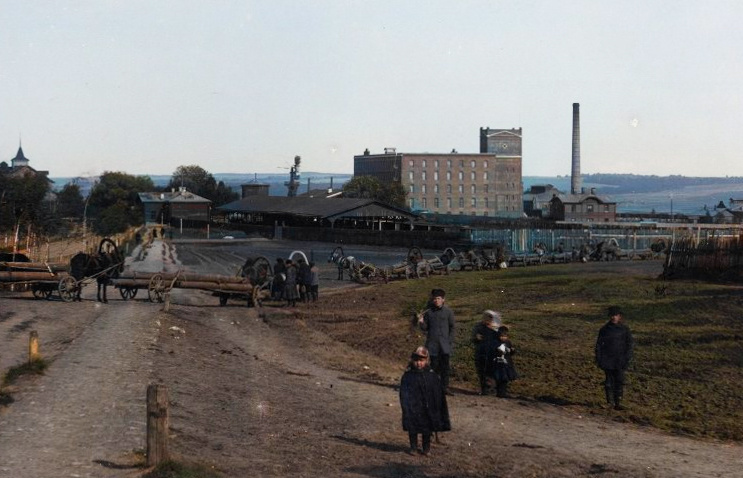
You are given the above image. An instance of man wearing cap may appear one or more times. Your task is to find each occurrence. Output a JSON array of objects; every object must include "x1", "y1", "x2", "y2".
[
  {"x1": 595, "y1": 305, "x2": 634, "y2": 410},
  {"x1": 417, "y1": 288, "x2": 456, "y2": 395}
]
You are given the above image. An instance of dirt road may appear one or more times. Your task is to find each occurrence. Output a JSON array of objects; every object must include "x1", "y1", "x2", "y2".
[{"x1": 1, "y1": 239, "x2": 741, "y2": 477}]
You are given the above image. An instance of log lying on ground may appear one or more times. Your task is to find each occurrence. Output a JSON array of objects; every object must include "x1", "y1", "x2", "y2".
[
  {"x1": 0, "y1": 271, "x2": 69, "y2": 282},
  {"x1": 0, "y1": 262, "x2": 68, "y2": 273}
]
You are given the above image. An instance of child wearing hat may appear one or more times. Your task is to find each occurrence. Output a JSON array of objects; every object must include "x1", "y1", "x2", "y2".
[
  {"x1": 471, "y1": 310, "x2": 501, "y2": 395},
  {"x1": 399, "y1": 346, "x2": 451, "y2": 456}
]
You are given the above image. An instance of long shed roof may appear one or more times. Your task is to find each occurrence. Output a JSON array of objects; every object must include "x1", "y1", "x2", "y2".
[{"x1": 217, "y1": 196, "x2": 417, "y2": 221}]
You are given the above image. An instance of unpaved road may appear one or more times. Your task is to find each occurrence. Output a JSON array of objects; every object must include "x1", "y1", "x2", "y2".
[{"x1": 1, "y1": 239, "x2": 741, "y2": 477}]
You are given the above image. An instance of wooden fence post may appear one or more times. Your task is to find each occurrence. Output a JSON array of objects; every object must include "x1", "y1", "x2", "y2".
[
  {"x1": 146, "y1": 384, "x2": 169, "y2": 466},
  {"x1": 29, "y1": 331, "x2": 40, "y2": 363}
]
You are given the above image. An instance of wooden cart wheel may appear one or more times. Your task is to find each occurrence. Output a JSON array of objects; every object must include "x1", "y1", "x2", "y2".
[
  {"x1": 32, "y1": 286, "x2": 53, "y2": 300},
  {"x1": 119, "y1": 286, "x2": 138, "y2": 300},
  {"x1": 58, "y1": 276, "x2": 78, "y2": 303},
  {"x1": 148, "y1": 274, "x2": 165, "y2": 303}
]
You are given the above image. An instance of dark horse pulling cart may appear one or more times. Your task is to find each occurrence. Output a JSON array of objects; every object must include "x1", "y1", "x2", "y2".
[{"x1": 63, "y1": 238, "x2": 125, "y2": 303}]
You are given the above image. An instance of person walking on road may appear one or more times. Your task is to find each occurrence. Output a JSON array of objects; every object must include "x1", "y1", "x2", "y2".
[
  {"x1": 595, "y1": 305, "x2": 634, "y2": 410},
  {"x1": 399, "y1": 346, "x2": 451, "y2": 456},
  {"x1": 417, "y1": 288, "x2": 456, "y2": 395}
]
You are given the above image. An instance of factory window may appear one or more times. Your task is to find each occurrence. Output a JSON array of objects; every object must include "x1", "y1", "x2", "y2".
[
  {"x1": 471, "y1": 197, "x2": 477, "y2": 207},
  {"x1": 458, "y1": 184, "x2": 464, "y2": 193},
  {"x1": 484, "y1": 160, "x2": 488, "y2": 168},
  {"x1": 485, "y1": 197, "x2": 489, "y2": 208},
  {"x1": 409, "y1": 160, "x2": 414, "y2": 168},
  {"x1": 434, "y1": 184, "x2": 439, "y2": 194},
  {"x1": 587, "y1": 204, "x2": 594, "y2": 213},
  {"x1": 459, "y1": 197, "x2": 464, "y2": 208},
  {"x1": 471, "y1": 171, "x2": 476, "y2": 181},
  {"x1": 434, "y1": 197, "x2": 440, "y2": 208},
  {"x1": 446, "y1": 171, "x2": 451, "y2": 181},
  {"x1": 422, "y1": 198, "x2": 427, "y2": 208},
  {"x1": 458, "y1": 171, "x2": 463, "y2": 181},
  {"x1": 409, "y1": 171, "x2": 414, "y2": 181},
  {"x1": 446, "y1": 184, "x2": 452, "y2": 194},
  {"x1": 409, "y1": 184, "x2": 415, "y2": 193},
  {"x1": 422, "y1": 184, "x2": 427, "y2": 194},
  {"x1": 471, "y1": 185, "x2": 476, "y2": 194},
  {"x1": 422, "y1": 171, "x2": 427, "y2": 181},
  {"x1": 459, "y1": 160, "x2": 464, "y2": 168},
  {"x1": 422, "y1": 160, "x2": 427, "y2": 168},
  {"x1": 484, "y1": 184, "x2": 489, "y2": 193},
  {"x1": 483, "y1": 171, "x2": 489, "y2": 181},
  {"x1": 434, "y1": 171, "x2": 439, "y2": 181},
  {"x1": 470, "y1": 160, "x2": 476, "y2": 168},
  {"x1": 435, "y1": 159, "x2": 439, "y2": 169},
  {"x1": 447, "y1": 197, "x2": 452, "y2": 208},
  {"x1": 447, "y1": 159, "x2": 452, "y2": 169},
  {"x1": 409, "y1": 198, "x2": 415, "y2": 209}
]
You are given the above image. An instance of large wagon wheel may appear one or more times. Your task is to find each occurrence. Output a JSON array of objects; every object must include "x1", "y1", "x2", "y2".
[
  {"x1": 148, "y1": 274, "x2": 166, "y2": 303},
  {"x1": 58, "y1": 276, "x2": 78, "y2": 303},
  {"x1": 407, "y1": 247, "x2": 424, "y2": 264},
  {"x1": 288, "y1": 250, "x2": 309, "y2": 264},
  {"x1": 119, "y1": 286, "x2": 138, "y2": 300},
  {"x1": 247, "y1": 256, "x2": 273, "y2": 285}
]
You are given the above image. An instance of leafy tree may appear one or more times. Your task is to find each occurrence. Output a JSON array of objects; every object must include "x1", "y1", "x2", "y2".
[
  {"x1": 165, "y1": 165, "x2": 236, "y2": 206},
  {"x1": 87, "y1": 172, "x2": 154, "y2": 235},
  {"x1": 343, "y1": 176, "x2": 407, "y2": 208},
  {"x1": 0, "y1": 174, "x2": 50, "y2": 231},
  {"x1": 56, "y1": 183, "x2": 85, "y2": 219}
]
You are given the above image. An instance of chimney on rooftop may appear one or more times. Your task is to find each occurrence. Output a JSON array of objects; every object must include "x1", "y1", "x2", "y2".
[{"x1": 571, "y1": 103, "x2": 581, "y2": 195}]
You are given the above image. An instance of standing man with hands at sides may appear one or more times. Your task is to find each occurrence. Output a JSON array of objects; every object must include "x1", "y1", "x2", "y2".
[
  {"x1": 595, "y1": 305, "x2": 634, "y2": 411},
  {"x1": 417, "y1": 288, "x2": 456, "y2": 395}
]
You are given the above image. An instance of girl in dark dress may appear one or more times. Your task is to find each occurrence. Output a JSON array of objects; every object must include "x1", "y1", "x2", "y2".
[
  {"x1": 399, "y1": 346, "x2": 451, "y2": 456},
  {"x1": 492, "y1": 326, "x2": 518, "y2": 398}
]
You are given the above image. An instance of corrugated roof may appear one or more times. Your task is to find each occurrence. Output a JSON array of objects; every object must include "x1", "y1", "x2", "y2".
[{"x1": 217, "y1": 196, "x2": 416, "y2": 220}]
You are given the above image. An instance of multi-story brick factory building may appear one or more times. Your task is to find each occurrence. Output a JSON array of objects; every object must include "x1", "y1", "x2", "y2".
[{"x1": 354, "y1": 128, "x2": 523, "y2": 218}]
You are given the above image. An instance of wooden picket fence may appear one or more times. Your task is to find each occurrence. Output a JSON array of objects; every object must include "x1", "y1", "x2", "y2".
[{"x1": 663, "y1": 233, "x2": 743, "y2": 281}]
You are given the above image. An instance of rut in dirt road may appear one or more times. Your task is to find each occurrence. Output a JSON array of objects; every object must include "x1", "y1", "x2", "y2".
[{"x1": 0, "y1": 299, "x2": 162, "y2": 478}]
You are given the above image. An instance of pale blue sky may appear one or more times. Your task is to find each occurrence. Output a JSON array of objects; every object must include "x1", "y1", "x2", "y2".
[{"x1": 1, "y1": 1, "x2": 741, "y2": 178}]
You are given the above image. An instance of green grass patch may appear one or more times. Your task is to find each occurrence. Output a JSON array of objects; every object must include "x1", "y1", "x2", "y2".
[
  {"x1": 2, "y1": 358, "x2": 49, "y2": 387},
  {"x1": 359, "y1": 263, "x2": 743, "y2": 441},
  {"x1": 142, "y1": 460, "x2": 223, "y2": 478}
]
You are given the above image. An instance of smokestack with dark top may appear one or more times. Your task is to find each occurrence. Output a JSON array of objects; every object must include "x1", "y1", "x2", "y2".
[{"x1": 571, "y1": 103, "x2": 581, "y2": 195}]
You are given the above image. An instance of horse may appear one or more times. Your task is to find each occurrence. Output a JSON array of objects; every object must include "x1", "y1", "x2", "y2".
[
  {"x1": 68, "y1": 239, "x2": 123, "y2": 303},
  {"x1": 328, "y1": 246, "x2": 357, "y2": 280}
]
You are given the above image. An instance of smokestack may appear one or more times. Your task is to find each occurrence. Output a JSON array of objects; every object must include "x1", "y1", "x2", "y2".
[{"x1": 571, "y1": 103, "x2": 581, "y2": 195}]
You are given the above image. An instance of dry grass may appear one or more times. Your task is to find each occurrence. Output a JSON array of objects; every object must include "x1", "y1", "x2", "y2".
[{"x1": 296, "y1": 262, "x2": 743, "y2": 441}]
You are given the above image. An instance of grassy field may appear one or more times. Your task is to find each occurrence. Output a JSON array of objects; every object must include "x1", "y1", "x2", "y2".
[{"x1": 326, "y1": 261, "x2": 743, "y2": 441}]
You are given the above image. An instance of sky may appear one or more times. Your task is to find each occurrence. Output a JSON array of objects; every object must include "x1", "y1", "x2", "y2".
[{"x1": 1, "y1": 1, "x2": 742, "y2": 179}]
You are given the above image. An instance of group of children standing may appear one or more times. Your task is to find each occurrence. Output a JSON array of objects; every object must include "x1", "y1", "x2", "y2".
[
  {"x1": 471, "y1": 310, "x2": 518, "y2": 397},
  {"x1": 399, "y1": 306, "x2": 517, "y2": 456}
]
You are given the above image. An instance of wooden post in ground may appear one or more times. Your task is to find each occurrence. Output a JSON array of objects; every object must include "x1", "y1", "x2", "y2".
[
  {"x1": 146, "y1": 384, "x2": 169, "y2": 466},
  {"x1": 28, "y1": 331, "x2": 40, "y2": 363}
]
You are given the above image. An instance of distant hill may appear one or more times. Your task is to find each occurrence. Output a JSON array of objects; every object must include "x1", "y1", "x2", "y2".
[{"x1": 51, "y1": 173, "x2": 743, "y2": 216}]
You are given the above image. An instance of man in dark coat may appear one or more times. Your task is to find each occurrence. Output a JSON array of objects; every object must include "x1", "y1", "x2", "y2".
[
  {"x1": 595, "y1": 305, "x2": 634, "y2": 410},
  {"x1": 417, "y1": 288, "x2": 456, "y2": 394},
  {"x1": 399, "y1": 346, "x2": 451, "y2": 456}
]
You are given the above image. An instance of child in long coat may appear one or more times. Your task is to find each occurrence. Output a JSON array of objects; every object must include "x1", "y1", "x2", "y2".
[
  {"x1": 492, "y1": 326, "x2": 518, "y2": 398},
  {"x1": 399, "y1": 346, "x2": 451, "y2": 455}
]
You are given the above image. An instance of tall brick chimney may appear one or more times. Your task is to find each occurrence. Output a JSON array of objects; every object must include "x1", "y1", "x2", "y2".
[{"x1": 571, "y1": 103, "x2": 581, "y2": 195}]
